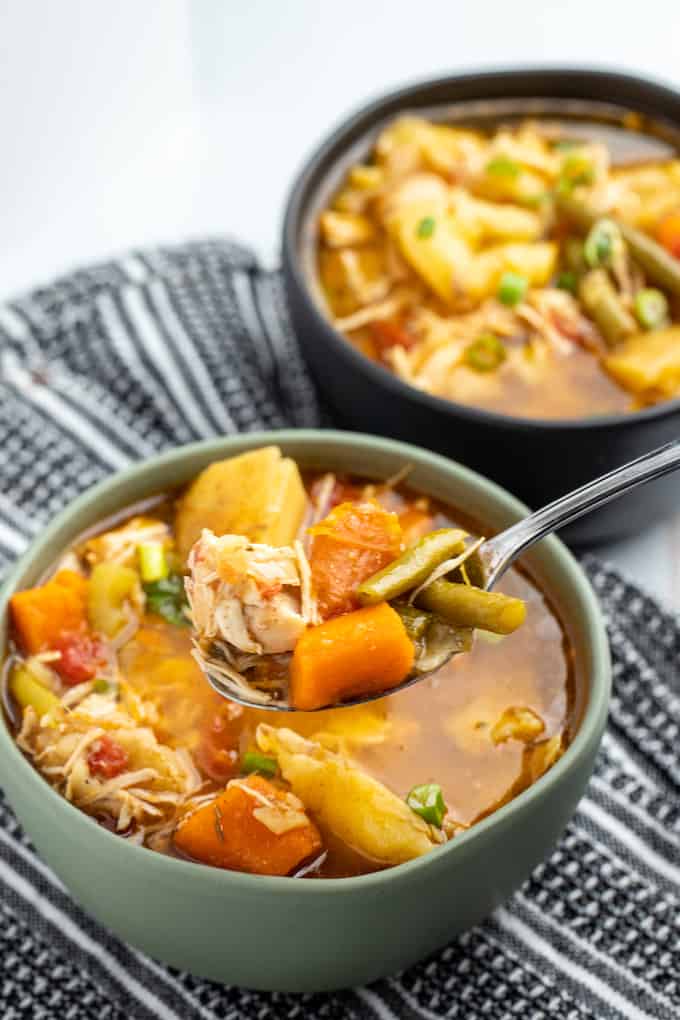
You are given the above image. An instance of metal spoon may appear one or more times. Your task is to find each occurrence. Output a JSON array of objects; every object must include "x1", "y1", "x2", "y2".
[{"x1": 201, "y1": 438, "x2": 680, "y2": 711}]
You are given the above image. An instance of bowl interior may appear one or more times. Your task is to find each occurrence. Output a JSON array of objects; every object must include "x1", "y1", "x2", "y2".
[{"x1": 0, "y1": 429, "x2": 609, "y2": 889}]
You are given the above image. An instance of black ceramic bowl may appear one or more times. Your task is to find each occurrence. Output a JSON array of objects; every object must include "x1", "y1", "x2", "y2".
[{"x1": 282, "y1": 68, "x2": 680, "y2": 546}]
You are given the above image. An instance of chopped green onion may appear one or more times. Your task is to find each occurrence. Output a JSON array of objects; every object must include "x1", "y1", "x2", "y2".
[
  {"x1": 241, "y1": 752, "x2": 278, "y2": 778},
  {"x1": 137, "y1": 542, "x2": 169, "y2": 583},
  {"x1": 143, "y1": 574, "x2": 188, "y2": 626},
  {"x1": 633, "y1": 288, "x2": 669, "y2": 330},
  {"x1": 406, "y1": 783, "x2": 446, "y2": 827},
  {"x1": 497, "y1": 272, "x2": 528, "y2": 307},
  {"x1": 583, "y1": 218, "x2": 620, "y2": 268},
  {"x1": 416, "y1": 216, "x2": 436, "y2": 239},
  {"x1": 486, "y1": 155, "x2": 520, "y2": 178},
  {"x1": 92, "y1": 678, "x2": 110, "y2": 694},
  {"x1": 463, "y1": 333, "x2": 507, "y2": 373},
  {"x1": 556, "y1": 270, "x2": 578, "y2": 293}
]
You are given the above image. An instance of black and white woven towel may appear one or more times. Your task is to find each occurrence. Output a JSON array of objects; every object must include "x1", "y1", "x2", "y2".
[{"x1": 0, "y1": 241, "x2": 678, "y2": 1020}]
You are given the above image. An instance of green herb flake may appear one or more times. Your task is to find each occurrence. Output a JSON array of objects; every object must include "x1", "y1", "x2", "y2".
[
  {"x1": 486, "y1": 155, "x2": 520, "y2": 178},
  {"x1": 241, "y1": 751, "x2": 278, "y2": 778},
  {"x1": 92, "y1": 678, "x2": 110, "y2": 694},
  {"x1": 406, "y1": 783, "x2": 446, "y2": 827},
  {"x1": 143, "y1": 573, "x2": 189, "y2": 626},
  {"x1": 416, "y1": 216, "x2": 436, "y2": 239}
]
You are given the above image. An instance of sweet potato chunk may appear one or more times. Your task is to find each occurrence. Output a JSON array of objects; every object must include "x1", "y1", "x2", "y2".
[
  {"x1": 309, "y1": 500, "x2": 402, "y2": 619},
  {"x1": 173, "y1": 774, "x2": 322, "y2": 876},
  {"x1": 290, "y1": 603, "x2": 415, "y2": 711},
  {"x1": 10, "y1": 570, "x2": 88, "y2": 654},
  {"x1": 175, "y1": 447, "x2": 307, "y2": 564}
]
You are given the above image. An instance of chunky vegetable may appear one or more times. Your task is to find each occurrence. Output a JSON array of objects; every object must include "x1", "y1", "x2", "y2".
[
  {"x1": 655, "y1": 210, "x2": 680, "y2": 258},
  {"x1": 356, "y1": 528, "x2": 466, "y2": 605},
  {"x1": 497, "y1": 271, "x2": 528, "y2": 306},
  {"x1": 174, "y1": 774, "x2": 323, "y2": 876},
  {"x1": 605, "y1": 326, "x2": 680, "y2": 400},
  {"x1": 10, "y1": 570, "x2": 88, "y2": 654},
  {"x1": 87, "y1": 563, "x2": 139, "y2": 638},
  {"x1": 256, "y1": 726, "x2": 439, "y2": 865},
  {"x1": 415, "y1": 581, "x2": 526, "y2": 635},
  {"x1": 53, "y1": 632, "x2": 105, "y2": 686},
  {"x1": 308, "y1": 501, "x2": 402, "y2": 619},
  {"x1": 406, "y1": 783, "x2": 446, "y2": 827},
  {"x1": 137, "y1": 542, "x2": 169, "y2": 583},
  {"x1": 9, "y1": 663, "x2": 59, "y2": 718},
  {"x1": 633, "y1": 288, "x2": 669, "y2": 331},
  {"x1": 463, "y1": 334, "x2": 507, "y2": 372},
  {"x1": 579, "y1": 270, "x2": 637, "y2": 347},
  {"x1": 290, "y1": 603, "x2": 415, "y2": 711},
  {"x1": 175, "y1": 446, "x2": 307, "y2": 563}
]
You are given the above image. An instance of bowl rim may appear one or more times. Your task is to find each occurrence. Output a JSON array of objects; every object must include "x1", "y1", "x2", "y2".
[
  {"x1": 282, "y1": 65, "x2": 680, "y2": 433},
  {"x1": 0, "y1": 429, "x2": 611, "y2": 894}
]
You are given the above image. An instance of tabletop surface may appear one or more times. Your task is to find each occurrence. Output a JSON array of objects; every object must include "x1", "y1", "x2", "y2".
[{"x1": 2, "y1": 0, "x2": 680, "y2": 610}]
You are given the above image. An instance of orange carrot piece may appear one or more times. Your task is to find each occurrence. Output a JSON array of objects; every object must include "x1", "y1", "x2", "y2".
[
  {"x1": 655, "y1": 210, "x2": 680, "y2": 259},
  {"x1": 290, "y1": 602, "x2": 415, "y2": 711},
  {"x1": 309, "y1": 501, "x2": 402, "y2": 619},
  {"x1": 10, "y1": 570, "x2": 88, "y2": 655},
  {"x1": 174, "y1": 774, "x2": 322, "y2": 876}
]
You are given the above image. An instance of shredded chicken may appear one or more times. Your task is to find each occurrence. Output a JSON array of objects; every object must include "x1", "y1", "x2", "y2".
[
  {"x1": 18, "y1": 687, "x2": 202, "y2": 838},
  {"x1": 186, "y1": 529, "x2": 318, "y2": 656}
]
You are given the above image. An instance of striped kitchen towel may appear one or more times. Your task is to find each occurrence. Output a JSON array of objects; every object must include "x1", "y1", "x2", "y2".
[{"x1": 0, "y1": 240, "x2": 678, "y2": 1020}]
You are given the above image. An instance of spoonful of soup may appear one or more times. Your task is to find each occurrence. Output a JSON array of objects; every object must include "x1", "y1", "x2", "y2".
[{"x1": 187, "y1": 439, "x2": 680, "y2": 712}]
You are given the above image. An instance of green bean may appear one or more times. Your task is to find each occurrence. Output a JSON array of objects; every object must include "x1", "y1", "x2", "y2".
[
  {"x1": 557, "y1": 192, "x2": 680, "y2": 298},
  {"x1": 357, "y1": 528, "x2": 467, "y2": 605},
  {"x1": 415, "y1": 580, "x2": 526, "y2": 635},
  {"x1": 618, "y1": 223, "x2": 680, "y2": 299},
  {"x1": 579, "y1": 270, "x2": 637, "y2": 347}
]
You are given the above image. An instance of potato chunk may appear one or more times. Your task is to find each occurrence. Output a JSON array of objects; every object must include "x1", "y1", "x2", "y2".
[
  {"x1": 175, "y1": 447, "x2": 307, "y2": 563},
  {"x1": 604, "y1": 326, "x2": 680, "y2": 401},
  {"x1": 256, "y1": 725, "x2": 440, "y2": 864}
]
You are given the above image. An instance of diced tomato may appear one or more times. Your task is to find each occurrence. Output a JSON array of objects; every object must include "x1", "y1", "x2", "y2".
[
  {"x1": 309, "y1": 501, "x2": 403, "y2": 619},
  {"x1": 655, "y1": 211, "x2": 680, "y2": 259},
  {"x1": 195, "y1": 698, "x2": 244, "y2": 782},
  {"x1": 53, "y1": 631, "x2": 106, "y2": 686},
  {"x1": 87, "y1": 735, "x2": 129, "y2": 779},
  {"x1": 370, "y1": 319, "x2": 418, "y2": 355}
]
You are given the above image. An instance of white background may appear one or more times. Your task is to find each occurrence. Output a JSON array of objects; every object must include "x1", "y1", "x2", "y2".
[{"x1": 2, "y1": 0, "x2": 680, "y2": 605}]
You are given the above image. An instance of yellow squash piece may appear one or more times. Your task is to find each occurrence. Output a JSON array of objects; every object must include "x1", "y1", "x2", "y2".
[
  {"x1": 604, "y1": 326, "x2": 680, "y2": 401},
  {"x1": 175, "y1": 446, "x2": 307, "y2": 563},
  {"x1": 87, "y1": 563, "x2": 140, "y2": 637},
  {"x1": 256, "y1": 725, "x2": 439, "y2": 865},
  {"x1": 10, "y1": 664, "x2": 59, "y2": 719}
]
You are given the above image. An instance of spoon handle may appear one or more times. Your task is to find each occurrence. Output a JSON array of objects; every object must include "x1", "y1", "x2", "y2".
[{"x1": 484, "y1": 437, "x2": 680, "y2": 585}]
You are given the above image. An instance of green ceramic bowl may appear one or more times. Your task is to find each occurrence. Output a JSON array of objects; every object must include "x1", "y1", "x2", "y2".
[{"x1": 0, "y1": 430, "x2": 610, "y2": 992}]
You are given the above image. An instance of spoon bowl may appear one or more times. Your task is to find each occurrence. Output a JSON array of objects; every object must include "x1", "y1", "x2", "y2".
[{"x1": 201, "y1": 437, "x2": 680, "y2": 711}]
